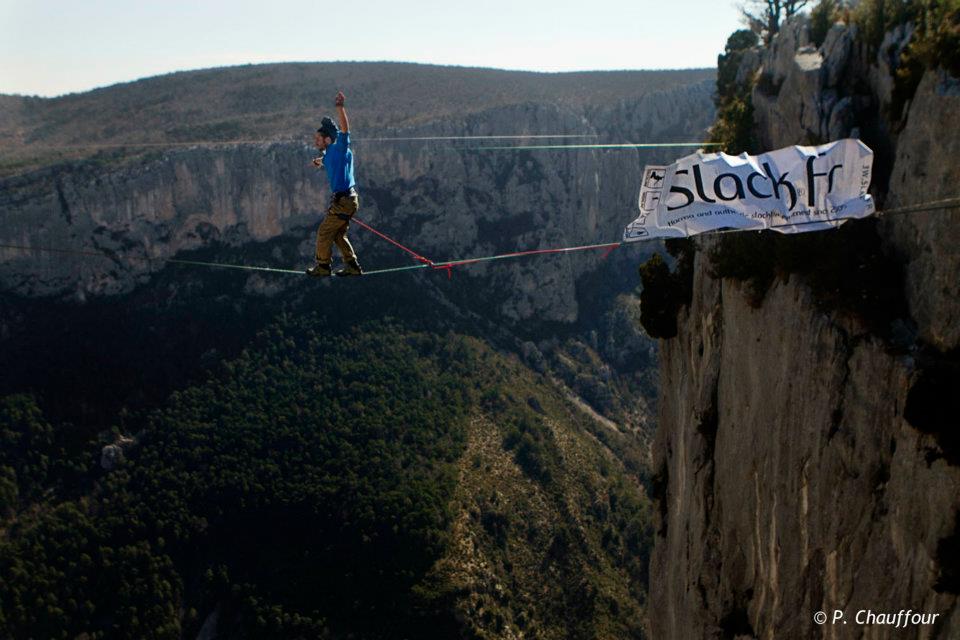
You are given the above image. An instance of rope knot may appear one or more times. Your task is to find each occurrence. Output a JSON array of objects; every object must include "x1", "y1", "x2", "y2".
[{"x1": 432, "y1": 264, "x2": 454, "y2": 279}]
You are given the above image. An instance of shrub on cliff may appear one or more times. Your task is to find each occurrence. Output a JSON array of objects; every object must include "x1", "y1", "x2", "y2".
[
  {"x1": 893, "y1": 2, "x2": 960, "y2": 117},
  {"x1": 638, "y1": 240, "x2": 695, "y2": 339},
  {"x1": 853, "y1": 0, "x2": 916, "y2": 50},
  {"x1": 810, "y1": 0, "x2": 841, "y2": 47},
  {"x1": 716, "y1": 29, "x2": 759, "y2": 101},
  {"x1": 713, "y1": 96, "x2": 759, "y2": 155},
  {"x1": 712, "y1": 30, "x2": 761, "y2": 154},
  {"x1": 854, "y1": 0, "x2": 960, "y2": 119}
]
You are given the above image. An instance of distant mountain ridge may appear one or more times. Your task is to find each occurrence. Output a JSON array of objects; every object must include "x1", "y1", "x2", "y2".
[{"x1": 0, "y1": 62, "x2": 714, "y2": 153}]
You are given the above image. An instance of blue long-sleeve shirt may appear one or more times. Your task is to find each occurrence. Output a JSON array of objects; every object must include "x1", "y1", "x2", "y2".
[{"x1": 324, "y1": 131, "x2": 356, "y2": 193}]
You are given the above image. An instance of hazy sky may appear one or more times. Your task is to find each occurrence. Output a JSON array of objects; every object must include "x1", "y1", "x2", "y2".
[{"x1": 1, "y1": 0, "x2": 744, "y2": 97}]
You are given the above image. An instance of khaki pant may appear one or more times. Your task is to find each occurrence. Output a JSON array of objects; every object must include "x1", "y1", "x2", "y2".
[{"x1": 315, "y1": 192, "x2": 359, "y2": 265}]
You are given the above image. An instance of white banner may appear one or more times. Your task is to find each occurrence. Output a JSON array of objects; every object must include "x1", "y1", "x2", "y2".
[{"x1": 623, "y1": 139, "x2": 875, "y2": 241}]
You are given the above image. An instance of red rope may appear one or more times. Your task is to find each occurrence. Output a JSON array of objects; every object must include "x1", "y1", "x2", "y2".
[
  {"x1": 352, "y1": 218, "x2": 435, "y2": 266},
  {"x1": 600, "y1": 243, "x2": 619, "y2": 260},
  {"x1": 435, "y1": 241, "x2": 623, "y2": 270},
  {"x1": 352, "y1": 217, "x2": 621, "y2": 280}
]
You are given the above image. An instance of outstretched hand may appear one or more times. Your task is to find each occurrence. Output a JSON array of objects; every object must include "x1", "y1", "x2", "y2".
[{"x1": 334, "y1": 91, "x2": 349, "y2": 132}]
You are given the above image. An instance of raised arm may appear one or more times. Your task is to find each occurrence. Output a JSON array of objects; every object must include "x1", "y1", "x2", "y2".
[{"x1": 335, "y1": 91, "x2": 350, "y2": 134}]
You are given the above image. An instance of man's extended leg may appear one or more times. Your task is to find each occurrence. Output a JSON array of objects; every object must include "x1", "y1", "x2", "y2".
[
  {"x1": 330, "y1": 193, "x2": 363, "y2": 276},
  {"x1": 333, "y1": 223, "x2": 356, "y2": 263},
  {"x1": 333, "y1": 223, "x2": 362, "y2": 276},
  {"x1": 308, "y1": 213, "x2": 346, "y2": 277}
]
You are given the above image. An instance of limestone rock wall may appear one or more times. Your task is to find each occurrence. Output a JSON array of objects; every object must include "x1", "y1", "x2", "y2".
[
  {"x1": 883, "y1": 70, "x2": 960, "y2": 352},
  {"x1": 651, "y1": 257, "x2": 960, "y2": 639},
  {"x1": 650, "y1": 17, "x2": 960, "y2": 640}
]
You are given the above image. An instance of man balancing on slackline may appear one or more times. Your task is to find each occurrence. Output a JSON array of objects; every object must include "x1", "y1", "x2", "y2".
[{"x1": 306, "y1": 90, "x2": 363, "y2": 277}]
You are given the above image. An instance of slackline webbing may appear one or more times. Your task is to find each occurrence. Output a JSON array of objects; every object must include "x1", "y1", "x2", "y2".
[
  {"x1": 2, "y1": 134, "x2": 594, "y2": 151},
  {"x1": 167, "y1": 259, "x2": 304, "y2": 275},
  {"x1": 466, "y1": 142, "x2": 722, "y2": 151},
  {"x1": 2, "y1": 197, "x2": 958, "y2": 280},
  {"x1": 1, "y1": 136, "x2": 720, "y2": 154},
  {"x1": 358, "y1": 135, "x2": 599, "y2": 142}
]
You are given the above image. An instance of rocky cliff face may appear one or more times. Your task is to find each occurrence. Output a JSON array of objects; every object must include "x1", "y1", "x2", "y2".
[
  {"x1": 0, "y1": 143, "x2": 321, "y2": 296},
  {"x1": 650, "y1": 16, "x2": 960, "y2": 640},
  {"x1": 884, "y1": 69, "x2": 960, "y2": 352}
]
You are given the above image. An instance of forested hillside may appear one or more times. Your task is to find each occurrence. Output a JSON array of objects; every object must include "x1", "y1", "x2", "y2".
[{"x1": 0, "y1": 318, "x2": 651, "y2": 638}]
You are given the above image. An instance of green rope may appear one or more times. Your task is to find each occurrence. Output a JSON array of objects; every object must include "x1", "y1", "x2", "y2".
[
  {"x1": 166, "y1": 258, "x2": 304, "y2": 275},
  {"x1": 358, "y1": 134, "x2": 599, "y2": 142},
  {"x1": 878, "y1": 197, "x2": 960, "y2": 216},
  {"x1": 464, "y1": 142, "x2": 722, "y2": 151},
  {"x1": 362, "y1": 263, "x2": 432, "y2": 276}
]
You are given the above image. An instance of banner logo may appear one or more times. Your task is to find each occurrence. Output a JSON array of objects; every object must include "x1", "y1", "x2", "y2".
[{"x1": 623, "y1": 139, "x2": 876, "y2": 241}]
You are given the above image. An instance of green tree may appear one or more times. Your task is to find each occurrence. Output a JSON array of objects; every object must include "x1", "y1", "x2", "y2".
[
  {"x1": 717, "y1": 29, "x2": 760, "y2": 103},
  {"x1": 810, "y1": 0, "x2": 840, "y2": 47},
  {"x1": 741, "y1": 0, "x2": 811, "y2": 43},
  {"x1": 713, "y1": 30, "x2": 761, "y2": 154}
]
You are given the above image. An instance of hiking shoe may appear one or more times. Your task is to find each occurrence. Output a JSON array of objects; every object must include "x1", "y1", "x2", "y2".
[
  {"x1": 335, "y1": 259, "x2": 363, "y2": 277},
  {"x1": 306, "y1": 262, "x2": 332, "y2": 277}
]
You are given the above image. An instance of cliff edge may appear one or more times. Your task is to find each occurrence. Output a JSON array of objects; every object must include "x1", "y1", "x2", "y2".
[{"x1": 649, "y1": 13, "x2": 959, "y2": 640}]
